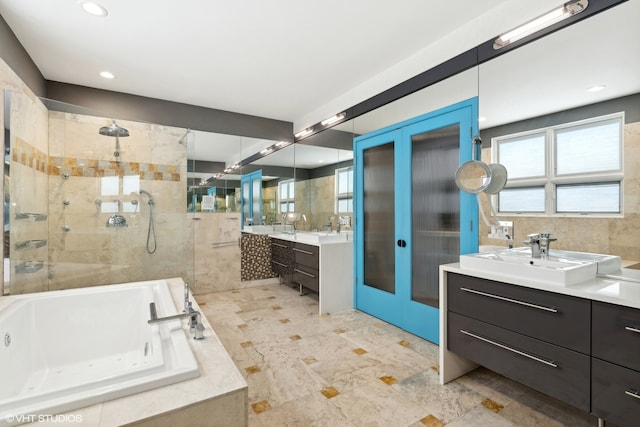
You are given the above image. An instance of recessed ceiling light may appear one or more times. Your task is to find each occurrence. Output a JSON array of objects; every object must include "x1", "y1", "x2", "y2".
[
  {"x1": 587, "y1": 85, "x2": 606, "y2": 93},
  {"x1": 478, "y1": 116, "x2": 487, "y2": 122},
  {"x1": 100, "y1": 71, "x2": 115, "y2": 79},
  {"x1": 80, "y1": 2, "x2": 108, "y2": 17}
]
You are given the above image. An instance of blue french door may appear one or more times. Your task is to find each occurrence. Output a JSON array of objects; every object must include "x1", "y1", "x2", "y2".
[
  {"x1": 241, "y1": 169, "x2": 262, "y2": 228},
  {"x1": 354, "y1": 98, "x2": 478, "y2": 344}
]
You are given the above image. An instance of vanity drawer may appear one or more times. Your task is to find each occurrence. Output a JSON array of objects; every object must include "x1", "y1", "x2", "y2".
[
  {"x1": 293, "y1": 242, "x2": 319, "y2": 269},
  {"x1": 592, "y1": 358, "x2": 640, "y2": 427},
  {"x1": 447, "y1": 273, "x2": 590, "y2": 354},
  {"x1": 592, "y1": 301, "x2": 640, "y2": 372},
  {"x1": 270, "y1": 238, "x2": 293, "y2": 277},
  {"x1": 293, "y1": 265, "x2": 319, "y2": 292},
  {"x1": 448, "y1": 311, "x2": 590, "y2": 411}
]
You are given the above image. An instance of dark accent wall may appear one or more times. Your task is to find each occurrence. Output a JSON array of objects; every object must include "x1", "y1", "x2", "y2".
[
  {"x1": 0, "y1": 15, "x2": 45, "y2": 96},
  {"x1": 46, "y1": 81, "x2": 293, "y2": 142},
  {"x1": 480, "y1": 93, "x2": 640, "y2": 146}
]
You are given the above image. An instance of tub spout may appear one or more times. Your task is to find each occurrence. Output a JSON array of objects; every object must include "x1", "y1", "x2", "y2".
[{"x1": 148, "y1": 302, "x2": 205, "y2": 340}]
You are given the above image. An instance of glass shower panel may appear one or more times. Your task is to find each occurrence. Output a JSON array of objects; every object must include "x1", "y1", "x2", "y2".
[
  {"x1": 363, "y1": 142, "x2": 395, "y2": 294},
  {"x1": 411, "y1": 124, "x2": 460, "y2": 307}
]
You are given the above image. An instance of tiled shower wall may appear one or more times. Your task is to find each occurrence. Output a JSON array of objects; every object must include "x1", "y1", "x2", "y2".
[
  {"x1": 46, "y1": 112, "x2": 193, "y2": 290},
  {"x1": 479, "y1": 120, "x2": 640, "y2": 262}
]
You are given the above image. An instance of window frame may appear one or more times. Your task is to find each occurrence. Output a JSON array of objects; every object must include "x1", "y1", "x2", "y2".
[
  {"x1": 335, "y1": 166, "x2": 354, "y2": 214},
  {"x1": 492, "y1": 112, "x2": 624, "y2": 218},
  {"x1": 278, "y1": 178, "x2": 295, "y2": 214}
]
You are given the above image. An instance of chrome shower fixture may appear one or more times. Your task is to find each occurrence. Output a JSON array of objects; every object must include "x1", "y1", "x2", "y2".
[{"x1": 99, "y1": 120, "x2": 129, "y2": 159}]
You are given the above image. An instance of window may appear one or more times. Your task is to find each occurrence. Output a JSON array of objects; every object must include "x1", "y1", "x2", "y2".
[
  {"x1": 493, "y1": 113, "x2": 623, "y2": 216},
  {"x1": 335, "y1": 166, "x2": 353, "y2": 213},
  {"x1": 278, "y1": 179, "x2": 295, "y2": 213}
]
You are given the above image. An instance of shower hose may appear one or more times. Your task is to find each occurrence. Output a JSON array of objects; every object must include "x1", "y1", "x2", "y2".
[{"x1": 146, "y1": 200, "x2": 157, "y2": 254}]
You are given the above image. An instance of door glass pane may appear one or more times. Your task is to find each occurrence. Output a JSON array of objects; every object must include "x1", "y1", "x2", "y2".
[
  {"x1": 242, "y1": 181, "x2": 250, "y2": 222},
  {"x1": 411, "y1": 124, "x2": 459, "y2": 308},
  {"x1": 252, "y1": 178, "x2": 261, "y2": 224},
  {"x1": 363, "y1": 142, "x2": 395, "y2": 294}
]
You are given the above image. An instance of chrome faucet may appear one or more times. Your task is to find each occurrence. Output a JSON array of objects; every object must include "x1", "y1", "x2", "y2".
[
  {"x1": 523, "y1": 233, "x2": 541, "y2": 258},
  {"x1": 337, "y1": 216, "x2": 351, "y2": 233},
  {"x1": 148, "y1": 283, "x2": 205, "y2": 340},
  {"x1": 539, "y1": 232, "x2": 557, "y2": 258},
  {"x1": 523, "y1": 232, "x2": 557, "y2": 259}
]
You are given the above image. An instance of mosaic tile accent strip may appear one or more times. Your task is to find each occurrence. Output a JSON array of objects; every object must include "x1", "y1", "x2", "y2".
[
  {"x1": 48, "y1": 155, "x2": 181, "y2": 181},
  {"x1": 12, "y1": 138, "x2": 181, "y2": 182},
  {"x1": 13, "y1": 138, "x2": 47, "y2": 173}
]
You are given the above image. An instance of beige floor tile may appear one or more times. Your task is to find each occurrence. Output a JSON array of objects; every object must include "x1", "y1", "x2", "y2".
[{"x1": 195, "y1": 284, "x2": 597, "y2": 427}]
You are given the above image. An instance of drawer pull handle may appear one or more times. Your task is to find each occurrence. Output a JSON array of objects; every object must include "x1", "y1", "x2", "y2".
[
  {"x1": 272, "y1": 261, "x2": 287, "y2": 268},
  {"x1": 293, "y1": 248, "x2": 314, "y2": 255},
  {"x1": 624, "y1": 326, "x2": 640, "y2": 334},
  {"x1": 294, "y1": 268, "x2": 316, "y2": 278},
  {"x1": 460, "y1": 329, "x2": 558, "y2": 368},
  {"x1": 272, "y1": 243, "x2": 288, "y2": 248},
  {"x1": 625, "y1": 389, "x2": 640, "y2": 400},
  {"x1": 460, "y1": 287, "x2": 558, "y2": 313}
]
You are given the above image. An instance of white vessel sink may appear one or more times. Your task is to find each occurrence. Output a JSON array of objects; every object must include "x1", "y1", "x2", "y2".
[
  {"x1": 459, "y1": 247, "x2": 618, "y2": 285},
  {"x1": 508, "y1": 247, "x2": 622, "y2": 274}
]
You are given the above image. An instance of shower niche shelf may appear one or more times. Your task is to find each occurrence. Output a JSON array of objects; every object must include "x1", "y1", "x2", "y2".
[
  {"x1": 15, "y1": 260, "x2": 45, "y2": 274},
  {"x1": 15, "y1": 212, "x2": 48, "y2": 221},
  {"x1": 14, "y1": 239, "x2": 47, "y2": 250}
]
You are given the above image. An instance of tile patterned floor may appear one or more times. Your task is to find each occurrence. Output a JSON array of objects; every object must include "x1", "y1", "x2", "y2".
[{"x1": 195, "y1": 284, "x2": 598, "y2": 427}]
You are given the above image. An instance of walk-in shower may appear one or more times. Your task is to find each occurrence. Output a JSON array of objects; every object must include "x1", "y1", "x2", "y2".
[
  {"x1": 139, "y1": 189, "x2": 157, "y2": 254},
  {"x1": 99, "y1": 120, "x2": 129, "y2": 159}
]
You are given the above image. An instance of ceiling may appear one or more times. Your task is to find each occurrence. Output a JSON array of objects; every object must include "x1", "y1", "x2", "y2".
[
  {"x1": 0, "y1": 0, "x2": 520, "y2": 126},
  {"x1": 1, "y1": 0, "x2": 638, "y2": 183}
]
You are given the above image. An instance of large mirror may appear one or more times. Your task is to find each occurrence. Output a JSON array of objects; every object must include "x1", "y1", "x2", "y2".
[{"x1": 332, "y1": 1, "x2": 639, "y2": 260}]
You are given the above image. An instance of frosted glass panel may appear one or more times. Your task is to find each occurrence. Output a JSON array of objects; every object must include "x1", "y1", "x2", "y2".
[
  {"x1": 242, "y1": 181, "x2": 250, "y2": 221},
  {"x1": 499, "y1": 187, "x2": 545, "y2": 212},
  {"x1": 498, "y1": 134, "x2": 545, "y2": 179},
  {"x1": 252, "y1": 179, "x2": 261, "y2": 224},
  {"x1": 557, "y1": 183, "x2": 620, "y2": 213},
  {"x1": 363, "y1": 143, "x2": 395, "y2": 294},
  {"x1": 411, "y1": 125, "x2": 459, "y2": 308},
  {"x1": 556, "y1": 119, "x2": 621, "y2": 175}
]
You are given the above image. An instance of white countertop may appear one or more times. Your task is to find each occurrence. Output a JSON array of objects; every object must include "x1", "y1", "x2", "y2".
[
  {"x1": 441, "y1": 262, "x2": 640, "y2": 310},
  {"x1": 268, "y1": 231, "x2": 353, "y2": 246}
]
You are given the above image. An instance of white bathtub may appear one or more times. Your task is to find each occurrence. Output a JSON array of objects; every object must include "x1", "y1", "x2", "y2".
[{"x1": 0, "y1": 279, "x2": 199, "y2": 425}]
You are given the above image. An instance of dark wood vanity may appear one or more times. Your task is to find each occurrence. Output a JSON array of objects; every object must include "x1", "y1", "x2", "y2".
[{"x1": 442, "y1": 270, "x2": 640, "y2": 427}]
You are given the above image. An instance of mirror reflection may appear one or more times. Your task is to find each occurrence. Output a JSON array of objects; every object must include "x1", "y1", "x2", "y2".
[{"x1": 337, "y1": 1, "x2": 639, "y2": 260}]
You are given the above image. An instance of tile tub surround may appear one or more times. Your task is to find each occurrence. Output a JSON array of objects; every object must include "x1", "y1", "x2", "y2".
[
  {"x1": 196, "y1": 284, "x2": 596, "y2": 426},
  {"x1": 20, "y1": 278, "x2": 248, "y2": 427}
]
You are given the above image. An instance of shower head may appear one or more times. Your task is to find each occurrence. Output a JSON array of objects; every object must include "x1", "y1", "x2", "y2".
[{"x1": 99, "y1": 120, "x2": 129, "y2": 138}]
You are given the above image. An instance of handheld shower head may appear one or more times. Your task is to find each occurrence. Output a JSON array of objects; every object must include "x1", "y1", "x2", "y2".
[{"x1": 139, "y1": 189, "x2": 154, "y2": 205}]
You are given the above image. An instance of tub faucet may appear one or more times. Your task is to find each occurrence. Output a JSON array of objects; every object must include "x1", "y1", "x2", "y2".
[{"x1": 148, "y1": 283, "x2": 205, "y2": 340}]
